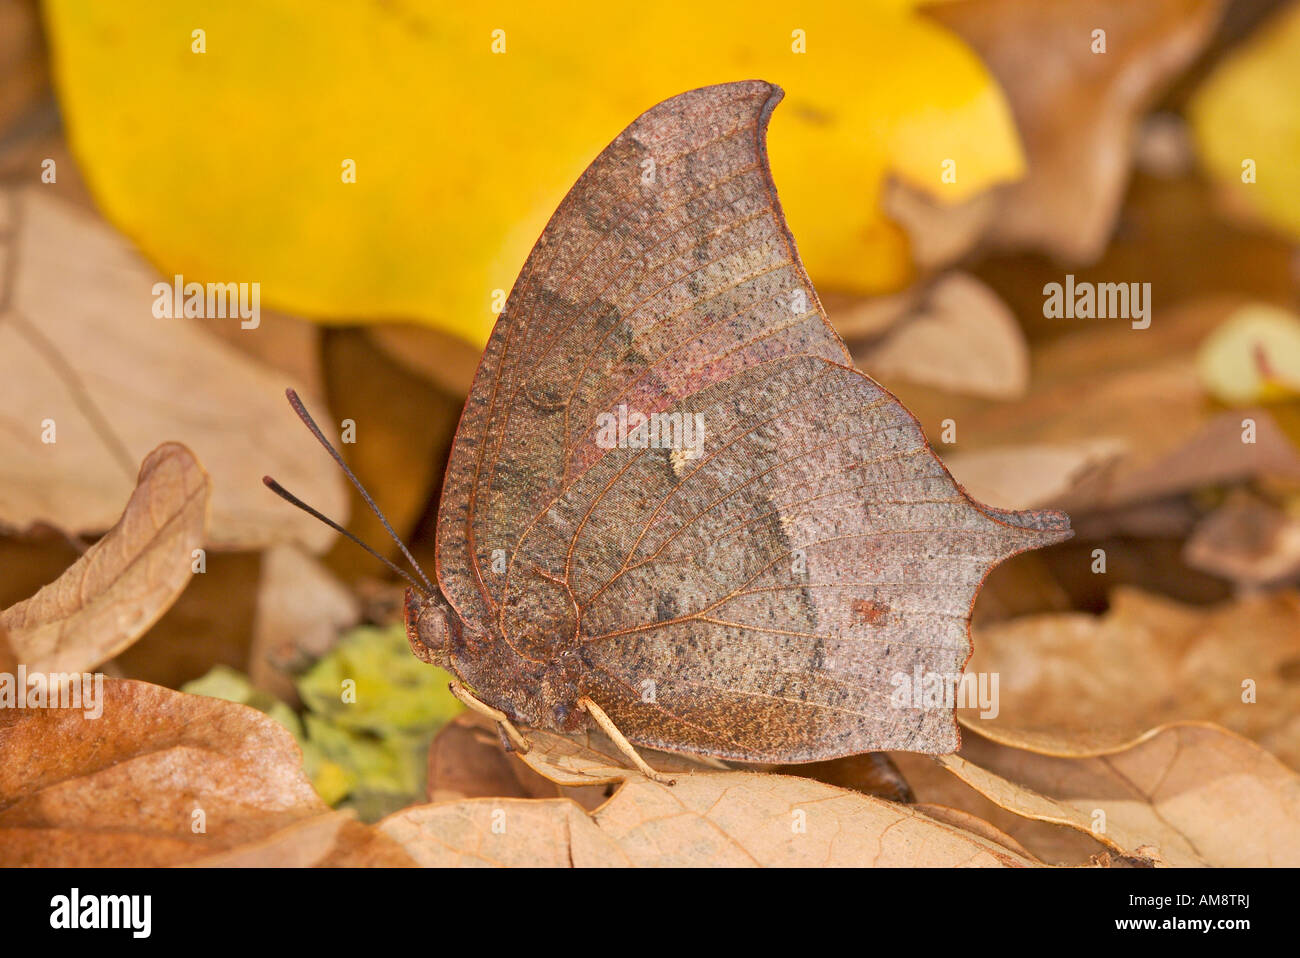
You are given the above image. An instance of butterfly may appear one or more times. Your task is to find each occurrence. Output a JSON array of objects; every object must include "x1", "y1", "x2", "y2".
[{"x1": 267, "y1": 80, "x2": 1071, "y2": 781}]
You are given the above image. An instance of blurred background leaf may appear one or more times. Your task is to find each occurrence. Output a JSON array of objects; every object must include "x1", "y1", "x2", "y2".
[
  {"x1": 41, "y1": 0, "x2": 1024, "y2": 344},
  {"x1": 1190, "y1": 1, "x2": 1300, "y2": 237}
]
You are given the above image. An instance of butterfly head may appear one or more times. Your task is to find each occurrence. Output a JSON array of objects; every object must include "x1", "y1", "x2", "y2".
[{"x1": 403, "y1": 586, "x2": 459, "y2": 667}]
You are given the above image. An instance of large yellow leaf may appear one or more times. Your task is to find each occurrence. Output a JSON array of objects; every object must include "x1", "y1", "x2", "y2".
[
  {"x1": 42, "y1": 0, "x2": 1023, "y2": 345},
  {"x1": 1189, "y1": 2, "x2": 1300, "y2": 238}
]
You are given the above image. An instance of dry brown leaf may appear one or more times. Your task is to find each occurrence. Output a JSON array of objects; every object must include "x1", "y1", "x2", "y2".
[
  {"x1": 367, "y1": 324, "x2": 481, "y2": 397},
  {"x1": 941, "y1": 439, "x2": 1126, "y2": 511},
  {"x1": 0, "y1": 442, "x2": 208, "y2": 673},
  {"x1": 381, "y1": 769, "x2": 1039, "y2": 867},
  {"x1": 0, "y1": 1, "x2": 46, "y2": 139},
  {"x1": 973, "y1": 171, "x2": 1299, "y2": 346},
  {"x1": 894, "y1": 298, "x2": 1300, "y2": 514},
  {"x1": 0, "y1": 186, "x2": 346, "y2": 550},
  {"x1": 424, "y1": 714, "x2": 612, "y2": 811},
  {"x1": 587, "y1": 772, "x2": 1037, "y2": 866},
  {"x1": 881, "y1": 179, "x2": 998, "y2": 273},
  {"x1": 185, "y1": 811, "x2": 358, "y2": 868},
  {"x1": 912, "y1": 0, "x2": 1223, "y2": 264},
  {"x1": 1070, "y1": 495, "x2": 1202, "y2": 540},
  {"x1": 0, "y1": 623, "x2": 16, "y2": 675},
  {"x1": 775, "y1": 751, "x2": 915, "y2": 804},
  {"x1": 0, "y1": 528, "x2": 83, "y2": 612},
  {"x1": 909, "y1": 802, "x2": 1041, "y2": 862},
  {"x1": 428, "y1": 716, "x2": 543, "y2": 803},
  {"x1": 0, "y1": 675, "x2": 411, "y2": 866},
  {"x1": 1134, "y1": 111, "x2": 1196, "y2": 179},
  {"x1": 1183, "y1": 488, "x2": 1300, "y2": 586},
  {"x1": 0, "y1": 678, "x2": 329, "y2": 866},
  {"x1": 853, "y1": 273, "x2": 1029, "y2": 399},
  {"x1": 940, "y1": 723, "x2": 1300, "y2": 867},
  {"x1": 109, "y1": 551, "x2": 262, "y2": 688},
  {"x1": 381, "y1": 798, "x2": 616, "y2": 867},
  {"x1": 892, "y1": 750, "x2": 1111, "y2": 865},
  {"x1": 0, "y1": 112, "x2": 102, "y2": 218},
  {"x1": 964, "y1": 586, "x2": 1300, "y2": 766},
  {"x1": 985, "y1": 528, "x2": 1233, "y2": 621},
  {"x1": 189, "y1": 811, "x2": 414, "y2": 868},
  {"x1": 968, "y1": 548, "x2": 1077, "y2": 624},
  {"x1": 313, "y1": 820, "x2": 420, "y2": 867},
  {"x1": 198, "y1": 308, "x2": 326, "y2": 401},
  {"x1": 400, "y1": 728, "x2": 1042, "y2": 866},
  {"x1": 250, "y1": 543, "x2": 360, "y2": 705},
  {"x1": 514, "y1": 725, "x2": 723, "y2": 789},
  {"x1": 822, "y1": 286, "x2": 918, "y2": 340},
  {"x1": 940, "y1": 753, "x2": 1168, "y2": 866}
]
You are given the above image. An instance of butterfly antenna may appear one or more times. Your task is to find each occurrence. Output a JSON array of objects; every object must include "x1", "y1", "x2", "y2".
[
  {"x1": 262, "y1": 476, "x2": 427, "y2": 595},
  {"x1": 266, "y1": 388, "x2": 437, "y2": 596}
]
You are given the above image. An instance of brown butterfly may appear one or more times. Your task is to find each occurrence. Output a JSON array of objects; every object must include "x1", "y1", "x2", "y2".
[{"x1": 267, "y1": 80, "x2": 1071, "y2": 782}]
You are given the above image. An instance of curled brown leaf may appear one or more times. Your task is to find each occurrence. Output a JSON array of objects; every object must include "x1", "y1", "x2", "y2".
[
  {"x1": 0, "y1": 679, "x2": 354, "y2": 866},
  {"x1": 939, "y1": 723, "x2": 1300, "y2": 867},
  {"x1": 1, "y1": 441, "x2": 209, "y2": 673},
  {"x1": 0, "y1": 187, "x2": 346, "y2": 550},
  {"x1": 964, "y1": 586, "x2": 1300, "y2": 767}
]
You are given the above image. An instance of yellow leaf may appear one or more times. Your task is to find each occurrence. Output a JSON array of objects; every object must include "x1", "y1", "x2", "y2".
[
  {"x1": 1196, "y1": 302, "x2": 1300, "y2": 405},
  {"x1": 1189, "y1": 3, "x2": 1300, "y2": 238},
  {"x1": 42, "y1": 0, "x2": 1023, "y2": 345}
]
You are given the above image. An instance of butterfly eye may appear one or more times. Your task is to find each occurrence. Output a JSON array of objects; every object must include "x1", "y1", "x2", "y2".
[{"x1": 404, "y1": 598, "x2": 450, "y2": 667}]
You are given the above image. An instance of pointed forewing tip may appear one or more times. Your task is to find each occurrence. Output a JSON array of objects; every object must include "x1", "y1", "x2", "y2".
[
  {"x1": 662, "y1": 79, "x2": 784, "y2": 108},
  {"x1": 635, "y1": 80, "x2": 786, "y2": 139},
  {"x1": 978, "y1": 502, "x2": 1074, "y2": 548}
]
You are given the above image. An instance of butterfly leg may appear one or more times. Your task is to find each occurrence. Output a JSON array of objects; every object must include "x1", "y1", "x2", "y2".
[
  {"x1": 448, "y1": 681, "x2": 530, "y2": 754},
  {"x1": 577, "y1": 696, "x2": 676, "y2": 786}
]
